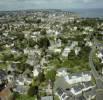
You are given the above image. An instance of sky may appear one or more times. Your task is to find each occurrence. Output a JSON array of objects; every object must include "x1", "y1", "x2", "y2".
[{"x1": 0, "y1": 0, "x2": 103, "y2": 11}]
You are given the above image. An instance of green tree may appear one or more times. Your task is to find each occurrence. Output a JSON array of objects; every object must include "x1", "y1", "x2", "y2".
[
  {"x1": 28, "y1": 38, "x2": 36, "y2": 47},
  {"x1": 38, "y1": 72, "x2": 45, "y2": 83},
  {"x1": 36, "y1": 19, "x2": 41, "y2": 26},
  {"x1": 45, "y1": 69, "x2": 56, "y2": 82},
  {"x1": 28, "y1": 86, "x2": 39, "y2": 97}
]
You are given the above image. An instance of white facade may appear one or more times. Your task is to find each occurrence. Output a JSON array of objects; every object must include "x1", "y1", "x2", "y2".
[
  {"x1": 74, "y1": 47, "x2": 81, "y2": 56},
  {"x1": 96, "y1": 52, "x2": 103, "y2": 63},
  {"x1": 16, "y1": 77, "x2": 32, "y2": 86},
  {"x1": 64, "y1": 73, "x2": 91, "y2": 85},
  {"x1": 33, "y1": 68, "x2": 39, "y2": 77},
  {"x1": 70, "y1": 88, "x2": 82, "y2": 95},
  {"x1": 56, "y1": 69, "x2": 68, "y2": 77},
  {"x1": 47, "y1": 29, "x2": 55, "y2": 34},
  {"x1": 56, "y1": 39, "x2": 62, "y2": 47},
  {"x1": 73, "y1": 26, "x2": 77, "y2": 31},
  {"x1": 84, "y1": 27, "x2": 94, "y2": 32},
  {"x1": 70, "y1": 84, "x2": 95, "y2": 96},
  {"x1": 96, "y1": 52, "x2": 103, "y2": 59},
  {"x1": 85, "y1": 41, "x2": 93, "y2": 47},
  {"x1": 56, "y1": 92, "x2": 69, "y2": 100},
  {"x1": 55, "y1": 31, "x2": 61, "y2": 35},
  {"x1": 62, "y1": 47, "x2": 71, "y2": 57},
  {"x1": 54, "y1": 49, "x2": 62, "y2": 53},
  {"x1": 62, "y1": 41, "x2": 78, "y2": 57},
  {"x1": 32, "y1": 31, "x2": 40, "y2": 35}
]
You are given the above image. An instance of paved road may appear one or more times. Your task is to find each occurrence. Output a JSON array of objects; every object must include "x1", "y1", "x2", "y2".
[
  {"x1": 89, "y1": 45, "x2": 100, "y2": 79},
  {"x1": 89, "y1": 37, "x2": 103, "y2": 100}
]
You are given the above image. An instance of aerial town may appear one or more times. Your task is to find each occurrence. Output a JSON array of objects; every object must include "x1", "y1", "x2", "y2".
[{"x1": 0, "y1": 9, "x2": 103, "y2": 100}]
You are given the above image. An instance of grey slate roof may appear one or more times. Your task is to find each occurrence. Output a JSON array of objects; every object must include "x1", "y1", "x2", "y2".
[
  {"x1": 0, "y1": 69, "x2": 7, "y2": 80},
  {"x1": 83, "y1": 81, "x2": 95, "y2": 88},
  {"x1": 72, "y1": 84, "x2": 84, "y2": 93}
]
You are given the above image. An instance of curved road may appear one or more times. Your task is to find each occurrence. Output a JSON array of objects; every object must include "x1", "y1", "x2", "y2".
[{"x1": 89, "y1": 37, "x2": 103, "y2": 100}]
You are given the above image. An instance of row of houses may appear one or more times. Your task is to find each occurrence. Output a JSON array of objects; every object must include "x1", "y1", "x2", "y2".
[{"x1": 54, "y1": 68, "x2": 96, "y2": 100}]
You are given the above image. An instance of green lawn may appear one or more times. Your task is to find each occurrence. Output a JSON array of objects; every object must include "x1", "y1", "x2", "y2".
[
  {"x1": 16, "y1": 94, "x2": 36, "y2": 100},
  {"x1": 48, "y1": 46, "x2": 90, "y2": 73}
]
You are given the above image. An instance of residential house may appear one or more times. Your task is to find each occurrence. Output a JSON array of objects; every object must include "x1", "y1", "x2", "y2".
[
  {"x1": 0, "y1": 70, "x2": 7, "y2": 85},
  {"x1": 84, "y1": 27, "x2": 94, "y2": 32},
  {"x1": 15, "y1": 74, "x2": 32, "y2": 86},
  {"x1": 26, "y1": 51, "x2": 40, "y2": 66},
  {"x1": 40, "y1": 57, "x2": 48, "y2": 66},
  {"x1": 48, "y1": 46, "x2": 62, "y2": 54},
  {"x1": 74, "y1": 47, "x2": 81, "y2": 56},
  {"x1": 33, "y1": 64, "x2": 41, "y2": 77},
  {"x1": 70, "y1": 82, "x2": 95, "y2": 96},
  {"x1": 62, "y1": 47, "x2": 71, "y2": 57},
  {"x1": 56, "y1": 88, "x2": 73, "y2": 100},
  {"x1": 56, "y1": 39, "x2": 62, "y2": 47},
  {"x1": 85, "y1": 41, "x2": 93, "y2": 47},
  {"x1": 13, "y1": 74, "x2": 32, "y2": 94},
  {"x1": 32, "y1": 31, "x2": 40, "y2": 36},
  {"x1": 64, "y1": 72, "x2": 92, "y2": 85},
  {"x1": 7, "y1": 62, "x2": 20, "y2": 72},
  {"x1": 13, "y1": 85, "x2": 29, "y2": 94},
  {"x1": 55, "y1": 31, "x2": 61, "y2": 36},
  {"x1": 41, "y1": 96, "x2": 53, "y2": 100},
  {"x1": 96, "y1": 49, "x2": 103, "y2": 63},
  {"x1": 47, "y1": 29, "x2": 55, "y2": 35},
  {"x1": 7, "y1": 74, "x2": 14, "y2": 83},
  {"x1": 55, "y1": 81, "x2": 95, "y2": 100},
  {"x1": 62, "y1": 41, "x2": 78, "y2": 57},
  {"x1": 56, "y1": 68, "x2": 68, "y2": 77}
]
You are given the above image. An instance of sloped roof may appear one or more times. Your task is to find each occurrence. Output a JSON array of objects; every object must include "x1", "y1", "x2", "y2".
[{"x1": 41, "y1": 96, "x2": 53, "y2": 100}]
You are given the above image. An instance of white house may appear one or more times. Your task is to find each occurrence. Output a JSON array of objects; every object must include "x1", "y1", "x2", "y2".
[
  {"x1": 84, "y1": 27, "x2": 94, "y2": 32},
  {"x1": 3, "y1": 32, "x2": 8, "y2": 37},
  {"x1": 56, "y1": 39, "x2": 62, "y2": 47},
  {"x1": 71, "y1": 41, "x2": 78, "y2": 49},
  {"x1": 5, "y1": 44, "x2": 10, "y2": 48},
  {"x1": 56, "y1": 69, "x2": 92, "y2": 85},
  {"x1": 85, "y1": 41, "x2": 93, "y2": 47},
  {"x1": 74, "y1": 47, "x2": 81, "y2": 56},
  {"x1": 54, "y1": 48, "x2": 62, "y2": 53},
  {"x1": 48, "y1": 46, "x2": 62, "y2": 54},
  {"x1": 56, "y1": 88, "x2": 70, "y2": 100},
  {"x1": 73, "y1": 26, "x2": 77, "y2": 31},
  {"x1": 40, "y1": 57, "x2": 48, "y2": 66},
  {"x1": 64, "y1": 72, "x2": 92, "y2": 85},
  {"x1": 33, "y1": 65, "x2": 41, "y2": 77},
  {"x1": 83, "y1": 31, "x2": 88, "y2": 35},
  {"x1": 32, "y1": 31, "x2": 40, "y2": 36},
  {"x1": 7, "y1": 75, "x2": 14, "y2": 83},
  {"x1": 11, "y1": 49, "x2": 18, "y2": 54},
  {"x1": 96, "y1": 52, "x2": 103, "y2": 59},
  {"x1": 55, "y1": 31, "x2": 61, "y2": 36},
  {"x1": 62, "y1": 41, "x2": 78, "y2": 57},
  {"x1": 70, "y1": 82, "x2": 95, "y2": 96},
  {"x1": 24, "y1": 48, "x2": 36, "y2": 54},
  {"x1": 15, "y1": 75, "x2": 32, "y2": 86},
  {"x1": 96, "y1": 50, "x2": 103, "y2": 63},
  {"x1": 56, "y1": 68, "x2": 68, "y2": 77},
  {"x1": 41, "y1": 96, "x2": 53, "y2": 100},
  {"x1": 62, "y1": 47, "x2": 71, "y2": 57},
  {"x1": 47, "y1": 29, "x2": 55, "y2": 34}
]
